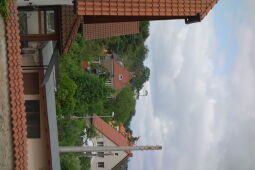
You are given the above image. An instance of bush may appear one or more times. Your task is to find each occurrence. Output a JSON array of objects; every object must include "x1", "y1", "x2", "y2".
[
  {"x1": 0, "y1": 0, "x2": 9, "y2": 17},
  {"x1": 58, "y1": 119, "x2": 86, "y2": 146},
  {"x1": 79, "y1": 157, "x2": 91, "y2": 170},
  {"x1": 56, "y1": 73, "x2": 77, "y2": 117},
  {"x1": 60, "y1": 154, "x2": 82, "y2": 170}
]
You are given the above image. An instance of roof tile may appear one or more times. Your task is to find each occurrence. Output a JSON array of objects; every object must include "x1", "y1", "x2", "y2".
[
  {"x1": 5, "y1": 1, "x2": 28, "y2": 170},
  {"x1": 92, "y1": 114, "x2": 132, "y2": 147}
]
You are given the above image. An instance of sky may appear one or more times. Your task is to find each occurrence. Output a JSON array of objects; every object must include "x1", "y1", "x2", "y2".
[{"x1": 129, "y1": 0, "x2": 255, "y2": 170}]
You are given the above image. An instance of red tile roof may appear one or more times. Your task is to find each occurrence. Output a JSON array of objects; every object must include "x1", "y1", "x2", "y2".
[
  {"x1": 82, "y1": 60, "x2": 89, "y2": 70},
  {"x1": 5, "y1": 1, "x2": 28, "y2": 170},
  {"x1": 113, "y1": 60, "x2": 133, "y2": 89},
  {"x1": 92, "y1": 114, "x2": 132, "y2": 147},
  {"x1": 76, "y1": 0, "x2": 218, "y2": 22}
]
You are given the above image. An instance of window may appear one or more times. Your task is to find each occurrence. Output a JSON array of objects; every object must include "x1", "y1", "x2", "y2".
[
  {"x1": 97, "y1": 162, "x2": 104, "y2": 168},
  {"x1": 97, "y1": 142, "x2": 104, "y2": 146},
  {"x1": 46, "y1": 11, "x2": 55, "y2": 34},
  {"x1": 119, "y1": 74, "x2": 123, "y2": 80},
  {"x1": 18, "y1": 12, "x2": 28, "y2": 34},
  {"x1": 25, "y1": 100, "x2": 40, "y2": 138},
  {"x1": 115, "y1": 153, "x2": 119, "y2": 156},
  {"x1": 18, "y1": 9, "x2": 56, "y2": 35}
]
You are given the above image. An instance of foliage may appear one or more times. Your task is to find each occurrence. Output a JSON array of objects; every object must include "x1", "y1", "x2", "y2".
[
  {"x1": 115, "y1": 159, "x2": 129, "y2": 170},
  {"x1": 95, "y1": 21, "x2": 151, "y2": 92},
  {"x1": 86, "y1": 126, "x2": 98, "y2": 139},
  {"x1": 130, "y1": 66, "x2": 150, "y2": 92},
  {"x1": 56, "y1": 34, "x2": 113, "y2": 117},
  {"x1": 60, "y1": 154, "x2": 82, "y2": 170},
  {"x1": 57, "y1": 20, "x2": 150, "y2": 168},
  {"x1": 74, "y1": 72, "x2": 113, "y2": 113},
  {"x1": 58, "y1": 119, "x2": 86, "y2": 146},
  {"x1": 60, "y1": 154, "x2": 91, "y2": 170},
  {"x1": 79, "y1": 157, "x2": 91, "y2": 170},
  {"x1": 105, "y1": 86, "x2": 136, "y2": 124},
  {"x1": 0, "y1": 0, "x2": 9, "y2": 17},
  {"x1": 56, "y1": 74, "x2": 77, "y2": 117}
]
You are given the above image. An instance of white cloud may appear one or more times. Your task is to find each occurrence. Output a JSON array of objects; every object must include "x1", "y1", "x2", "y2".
[{"x1": 130, "y1": 1, "x2": 255, "y2": 170}]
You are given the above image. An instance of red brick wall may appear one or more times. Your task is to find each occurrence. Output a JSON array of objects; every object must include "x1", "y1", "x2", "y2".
[{"x1": 83, "y1": 22, "x2": 139, "y2": 40}]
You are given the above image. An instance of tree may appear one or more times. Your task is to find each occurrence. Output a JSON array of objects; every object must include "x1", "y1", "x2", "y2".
[
  {"x1": 74, "y1": 72, "x2": 113, "y2": 115},
  {"x1": 131, "y1": 66, "x2": 150, "y2": 92},
  {"x1": 60, "y1": 154, "x2": 82, "y2": 170},
  {"x1": 105, "y1": 87, "x2": 136, "y2": 124}
]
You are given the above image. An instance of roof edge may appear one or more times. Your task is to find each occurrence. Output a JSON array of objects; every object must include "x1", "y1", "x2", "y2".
[{"x1": 201, "y1": 0, "x2": 219, "y2": 20}]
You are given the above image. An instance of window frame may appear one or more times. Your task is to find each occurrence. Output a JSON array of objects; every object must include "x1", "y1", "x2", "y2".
[
  {"x1": 25, "y1": 100, "x2": 41, "y2": 138},
  {"x1": 97, "y1": 162, "x2": 104, "y2": 168},
  {"x1": 97, "y1": 142, "x2": 104, "y2": 147}
]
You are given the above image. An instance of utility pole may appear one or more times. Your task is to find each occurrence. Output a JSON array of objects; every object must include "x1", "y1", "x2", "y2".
[
  {"x1": 78, "y1": 152, "x2": 114, "y2": 157},
  {"x1": 59, "y1": 145, "x2": 162, "y2": 153}
]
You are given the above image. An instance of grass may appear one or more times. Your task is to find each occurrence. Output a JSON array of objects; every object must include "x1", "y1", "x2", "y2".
[{"x1": 0, "y1": 0, "x2": 9, "y2": 17}]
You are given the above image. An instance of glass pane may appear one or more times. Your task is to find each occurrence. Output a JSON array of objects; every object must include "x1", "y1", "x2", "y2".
[
  {"x1": 46, "y1": 11, "x2": 55, "y2": 34},
  {"x1": 26, "y1": 11, "x2": 40, "y2": 34},
  {"x1": 27, "y1": 126, "x2": 40, "y2": 138},
  {"x1": 18, "y1": 12, "x2": 28, "y2": 34},
  {"x1": 27, "y1": 113, "x2": 40, "y2": 125},
  {"x1": 25, "y1": 100, "x2": 40, "y2": 112},
  {"x1": 40, "y1": 11, "x2": 45, "y2": 34},
  {"x1": 97, "y1": 142, "x2": 104, "y2": 146},
  {"x1": 98, "y1": 162, "x2": 104, "y2": 168}
]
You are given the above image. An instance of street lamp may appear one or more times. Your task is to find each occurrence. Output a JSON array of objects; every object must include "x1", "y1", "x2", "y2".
[{"x1": 72, "y1": 112, "x2": 115, "y2": 119}]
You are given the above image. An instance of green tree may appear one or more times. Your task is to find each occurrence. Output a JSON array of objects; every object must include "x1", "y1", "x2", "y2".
[
  {"x1": 79, "y1": 157, "x2": 91, "y2": 170},
  {"x1": 60, "y1": 154, "x2": 82, "y2": 170},
  {"x1": 131, "y1": 66, "x2": 150, "y2": 91},
  {"x1": 58, "y1": 119, "x2": 85, "y2": 146},
  {"x1": 74, "y1": 72, "x2": 113, "y2": 115},
  {"x1": 105, "y1": 87, "x2": 136, "y2": 124}
]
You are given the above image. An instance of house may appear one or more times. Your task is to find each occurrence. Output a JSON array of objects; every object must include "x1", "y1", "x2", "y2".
[
  {"x1": 22, "y1": 40, "x2": 61, "y2": 170},
  {"x1": 4, "y1": 0, "x2": 217, "y2": 169},
  {"x1": 17, "y1": 3, "x2": 80, "y2": 54},
  {"x1": 83, "y1": 50, "x2": 133, "y2": 93},
  {"x1": 17, "y1": 0, "x2": 140, "y2": 54},
  {"x1": 4, "y1": 2, "x2": 61, "y2": 170},
  {"x1": 17, "y1": 0, "x2": 218, "y2": 54},
  {"x1": 90, "y1": 114, "x2": 134, "y2": 170},
  {"x1": 99, "y1": 51, "x2": 133, "y2": 91}
]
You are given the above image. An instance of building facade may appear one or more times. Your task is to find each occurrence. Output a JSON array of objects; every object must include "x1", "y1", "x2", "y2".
[
  {"x1": 22, "y1": 40, "x2": 61, "y2": 170},
  {"x1": 97, "y1": 52, "x2": 133, "y2": 90},
  {"x1": 90, "y1": 115, "x2": 133, "y2": 170}
]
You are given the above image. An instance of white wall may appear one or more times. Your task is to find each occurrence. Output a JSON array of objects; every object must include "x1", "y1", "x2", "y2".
[
  {"x1": 17, "y1": 0, "x2": 73, "y2": 6},
  {"x1": 26, "y1": 11, "x2": 39, "y2": 34},
  {"x1": 91, "y1": 132, "x2": 128, "y2": 170}
]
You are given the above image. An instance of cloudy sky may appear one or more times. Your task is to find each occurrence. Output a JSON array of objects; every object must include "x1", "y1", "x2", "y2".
[{"x1": 129, "y1": 0, "x2": 255, "y2": 170}]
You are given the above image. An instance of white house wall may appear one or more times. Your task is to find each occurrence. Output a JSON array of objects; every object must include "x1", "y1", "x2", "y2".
[
  {"x1": 17, "y1": 0, "x2": 73, "y2": 6},
  {"x1": 91, "y1": 132, "x2": 128, "y2": 170}
]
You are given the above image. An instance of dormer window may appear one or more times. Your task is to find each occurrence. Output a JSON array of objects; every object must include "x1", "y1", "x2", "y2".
[{"x1": 119, "y1": 74, "x2": 123, "y2": 80}]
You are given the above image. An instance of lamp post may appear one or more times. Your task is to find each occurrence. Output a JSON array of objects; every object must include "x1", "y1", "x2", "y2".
[{"x1": 72, "y1": 112, "x2": 115, "y2": 119}]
